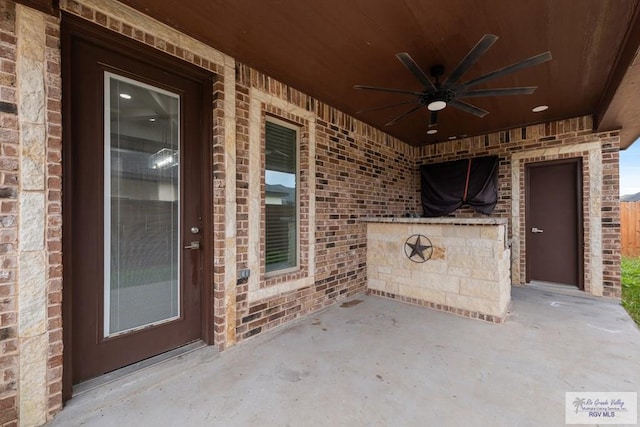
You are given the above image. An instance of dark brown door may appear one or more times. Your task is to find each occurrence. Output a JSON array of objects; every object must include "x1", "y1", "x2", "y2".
[
  {"x1": 526, "y1": 160, "x2": 582, "y2": 287},
  {"x1": 66, "y1": 32, "x2": 206, "y2": 383}
]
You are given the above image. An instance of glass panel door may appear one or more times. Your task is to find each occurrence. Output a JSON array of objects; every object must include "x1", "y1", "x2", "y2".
[{"x1": 104, "y1": 73, "x2": 181, "y2": 337}]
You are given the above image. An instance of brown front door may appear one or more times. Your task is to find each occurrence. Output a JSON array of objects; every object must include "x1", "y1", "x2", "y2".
[
  {"x1": 526, "y1": 159, "x2": 583, "y2": 287},
  {"x1": 64, "y1": 20, "x2": 209, "y2": 383}
]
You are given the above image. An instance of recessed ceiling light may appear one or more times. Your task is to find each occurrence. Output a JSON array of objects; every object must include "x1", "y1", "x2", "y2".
[
  {"x1": 119, "y1": 93, "x2": 132, "y2": 100},
  {"x1": 427, "y1": 129, "x2": 438, "y2": 135},
  {"x1": 148, "y1": 117, "x2": 156, "y2": 122},
  {"x1": 448, "y1": 136, "x2": 457, "y2": 140},
  {"x1": 532, "y1": 105, "x2": 548, "y2": 113}
]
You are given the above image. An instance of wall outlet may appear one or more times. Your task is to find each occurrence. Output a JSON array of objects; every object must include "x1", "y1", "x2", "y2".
[{"x1": 238, "y1": 269, "x2": 251, "y2": 279}]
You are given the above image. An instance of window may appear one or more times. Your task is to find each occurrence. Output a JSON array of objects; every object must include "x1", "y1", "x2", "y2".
[{"x1": 265, "y1": 119, "x2": 299, "y2": 274}]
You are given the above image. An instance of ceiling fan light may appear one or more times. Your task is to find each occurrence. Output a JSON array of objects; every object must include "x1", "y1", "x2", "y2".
[
  {"x1": 427, "y1": 100, "x2": 447, "y2": 111},
  {"x1": 532, "y1": 105, "x2": 548, "y2": 112},
  {"x1": 427, "y1": 129, "x2": 438, "y2": 135}
]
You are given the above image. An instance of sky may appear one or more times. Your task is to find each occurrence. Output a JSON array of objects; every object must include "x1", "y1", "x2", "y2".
[
  {"x1": 266, "y1": 170, "x2": 295, "y2": 188},
  {"x1": 620, "y1": 138, "x2": 640, "y2": 196}
]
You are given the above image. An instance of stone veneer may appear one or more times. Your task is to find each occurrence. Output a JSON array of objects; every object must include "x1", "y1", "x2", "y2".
[
  {"x1": 366, "y1": 218, "x2": 511, "y2": 323},
  {"x1": 415, "y1": 117, "x2": 620, "y2": 298},
  {"x1": 0, "y1": 0, "x2": 623, "y2": 425},
  {"x1": 0, "y1": 1, "x2": 62, "y2": 425}
]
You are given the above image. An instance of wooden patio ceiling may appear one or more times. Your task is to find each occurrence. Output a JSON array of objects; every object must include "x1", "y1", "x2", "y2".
[{"x1": 28, "y1": 0, "x2": 640, "y2": 148}]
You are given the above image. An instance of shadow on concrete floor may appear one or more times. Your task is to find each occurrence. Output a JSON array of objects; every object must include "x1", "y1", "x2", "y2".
[{"x1": 49, "y1": 286, "x2": 640, "y2": 427}]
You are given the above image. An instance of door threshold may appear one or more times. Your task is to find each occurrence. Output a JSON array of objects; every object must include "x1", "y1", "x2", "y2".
[
  {"x1": 527, "y1": 281, "x2": 593, "y2": 298},
  {"x1": 73, "y1": 341, "x2": 209, "y2": 397}
]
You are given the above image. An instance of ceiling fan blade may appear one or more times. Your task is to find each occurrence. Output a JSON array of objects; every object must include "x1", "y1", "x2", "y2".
[
  {"x1": 356, "y1": 100, "x2": 417, "y2": 114},
  {"x1": 353, "y1": 84, "x2": 424, "y2": 96},
  {"x1": 461, "y1": 51, "x2": 552, "y2": 89},
  {"x1": 448, "y1": 100, "x2": 489, "y2": 118},
  {"x1": 429, "y1": 111, "x2": 438, "y2": 127},
  {"x1": 459, "y1": 87, "x2": 537, "y2": 98},
  {"x1": 444, "y1": 34, "x2": 498, "y2": 88},
  {"x1": 396, "y1": 52, "x2": 437, "y2": 90},
  {"x1": 385, "y1": 105, "x2": 423, "y2": 126}
]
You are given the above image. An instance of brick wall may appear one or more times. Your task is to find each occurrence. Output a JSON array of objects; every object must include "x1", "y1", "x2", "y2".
[
  {"x1": 0, "y1": 2, "x2": 19, "y2": 425},
  {"x1": 0, "y1": 1, "x2": 63, "y2": 424},
  {"x1": 3, "y1": 1, "x2": 621, "y2": 425},
  {"x1": 234, "y1": 64, "x2": 418, "y2": 341},
  {"x1": 44, "y1": 11, "x2": 63, "y2": 419},
  {"x1": 61, "y1": 0, "x2": 231, "y2": 351},
  {"x1": 601, "y1": 137, "x2": 621, "y2": 295},
  {"x1": 415, "y1": 117, "x2": 621, "y2": 297}
]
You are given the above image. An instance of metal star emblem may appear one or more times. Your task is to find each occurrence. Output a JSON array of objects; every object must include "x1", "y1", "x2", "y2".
[{"x1": 404, "y1": 234, "x2": 433, "y2": 263}]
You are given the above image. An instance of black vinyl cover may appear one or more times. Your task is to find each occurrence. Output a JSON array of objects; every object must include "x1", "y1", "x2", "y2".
[{"x1": 420, "y1": 156, "x2": 498, "y2": 217}]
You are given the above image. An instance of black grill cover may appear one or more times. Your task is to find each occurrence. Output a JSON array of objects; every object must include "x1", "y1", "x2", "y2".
[{"x1": 420, "y1": 156, "x2": 498, "y2": 217}]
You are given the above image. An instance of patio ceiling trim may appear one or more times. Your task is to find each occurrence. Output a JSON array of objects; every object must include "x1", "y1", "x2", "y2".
[{"x1": 596, "y1": 0, "x2": 640, "y2": 149}]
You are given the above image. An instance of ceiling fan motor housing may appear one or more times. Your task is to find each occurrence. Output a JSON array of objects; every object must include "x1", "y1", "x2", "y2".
[{"x1": 419, "y1": 89, "x2": 455, "y2": 107}]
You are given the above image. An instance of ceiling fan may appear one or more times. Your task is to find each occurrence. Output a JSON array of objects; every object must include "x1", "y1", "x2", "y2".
[{"x1": 353, "y1": 34, "x2": 552, "y2": 128}]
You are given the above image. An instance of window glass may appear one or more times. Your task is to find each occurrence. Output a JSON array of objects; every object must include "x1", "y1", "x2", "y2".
[
  {"x1": 265, "y1": 120, "x2": 298, "y2": 273},
  {"x1": 104, "y1": 73, "x2": 180, "y2": 336}
]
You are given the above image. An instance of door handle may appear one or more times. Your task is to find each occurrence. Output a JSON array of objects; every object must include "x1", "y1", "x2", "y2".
[
  {"x1": 531, "y1": 227, "x2": 544, "y2": 233},
  {"x1": 184, "y1": 241, "x2": 200, "y2": 250}
]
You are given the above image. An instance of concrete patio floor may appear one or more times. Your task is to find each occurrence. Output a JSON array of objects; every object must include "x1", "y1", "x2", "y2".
[{"x1": 49, "y1": 284, "x2": 640, "y2": 427}]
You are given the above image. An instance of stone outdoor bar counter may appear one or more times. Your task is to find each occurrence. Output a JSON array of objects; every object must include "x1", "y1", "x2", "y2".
[{"x1": 363, "y1": 217, "x2": 511, "y2": 323}]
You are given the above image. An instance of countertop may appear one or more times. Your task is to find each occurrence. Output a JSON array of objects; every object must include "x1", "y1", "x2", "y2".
[{"x1": 361, "y1": 217, "x2": 508, "y2": 225}]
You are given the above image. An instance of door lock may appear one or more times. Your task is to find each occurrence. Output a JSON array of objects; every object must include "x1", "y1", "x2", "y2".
[
  {"x1": 184, "y1": 241, "x2": 200, "y2": 250},
  {"x1": 190, "y1": 226, "x2": 200, "y2": 234},
  {"x1": 531, "y1": 227, "x2": 544, "y2": 233}
]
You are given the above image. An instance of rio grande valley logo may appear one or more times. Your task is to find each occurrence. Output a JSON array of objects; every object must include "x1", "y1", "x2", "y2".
[{"x1": 566, "y1": 392, "x2": 637, "y2": 424}]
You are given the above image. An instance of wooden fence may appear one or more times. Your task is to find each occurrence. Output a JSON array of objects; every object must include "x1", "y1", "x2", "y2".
[{"x1": 621, "y1": 202, "x2": 640, "y2": 257}]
